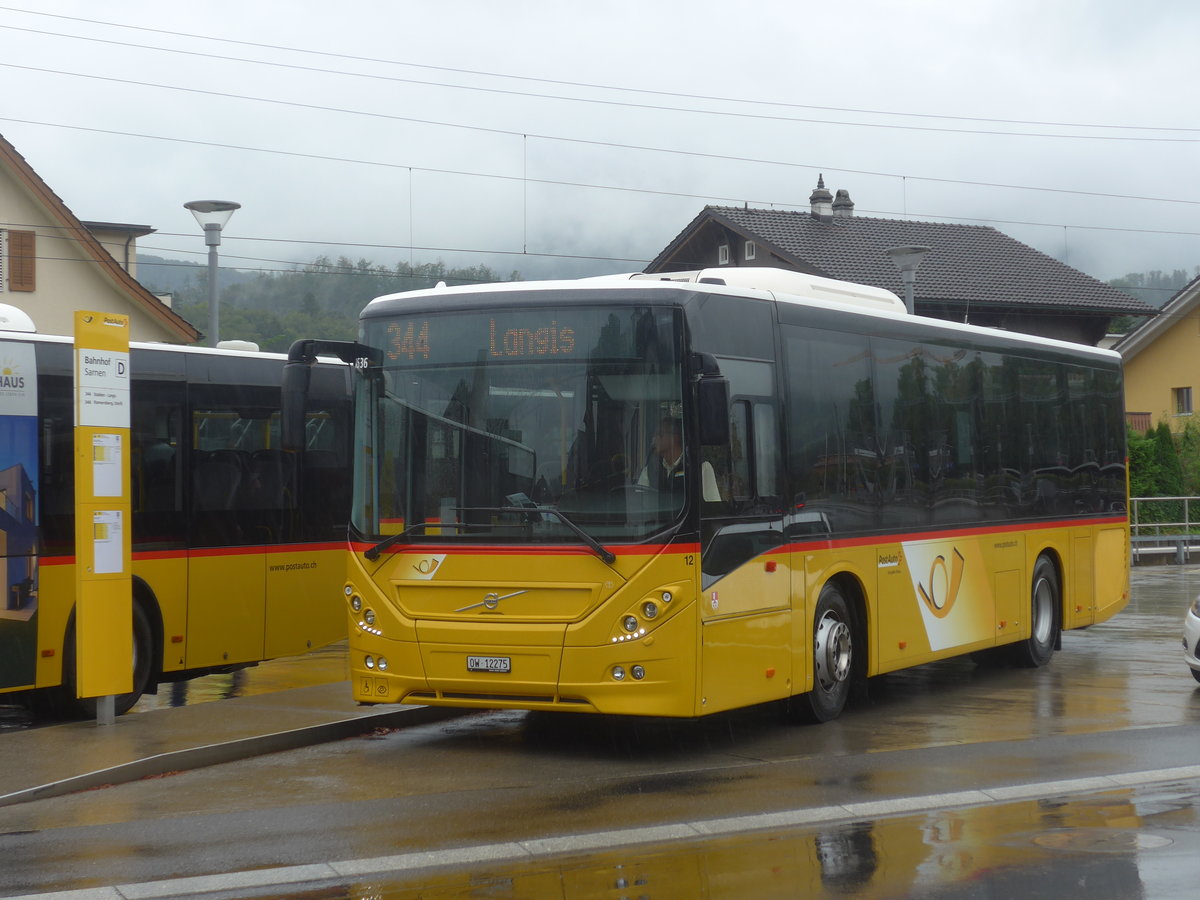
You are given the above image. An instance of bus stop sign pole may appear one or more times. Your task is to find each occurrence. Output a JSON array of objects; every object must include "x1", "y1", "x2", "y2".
[{"x1": 73, "y1": 311, "x2": 133, "y2": 726}]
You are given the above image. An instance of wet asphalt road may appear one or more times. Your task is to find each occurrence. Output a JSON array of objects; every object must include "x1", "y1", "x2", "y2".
[{"x1": 1, "y1": 564, "x2": 1199, "y2": 898}]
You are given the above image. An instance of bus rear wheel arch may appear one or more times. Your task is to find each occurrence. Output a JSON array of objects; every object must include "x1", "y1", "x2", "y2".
[{"x1": 1009, "y1": 553, "x2": 1061, "y2": 668}]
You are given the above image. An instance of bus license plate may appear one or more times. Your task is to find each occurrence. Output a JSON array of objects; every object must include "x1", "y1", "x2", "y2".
[{"x1": 467, "y1": 655, "x2": 511, "y2": 673}]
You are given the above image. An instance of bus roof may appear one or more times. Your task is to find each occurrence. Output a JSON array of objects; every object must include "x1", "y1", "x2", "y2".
[
  {"x1": 362, "y1": 269, "x2": 1120, "y2": 363},
  {"x1": 0, "y1": 328, "x2": 294, "y2": 361}
]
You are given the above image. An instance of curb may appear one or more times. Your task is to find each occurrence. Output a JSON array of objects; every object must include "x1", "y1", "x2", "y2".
[{"x1": 0, "y1": 705, "x2": 468, "y2": 809}]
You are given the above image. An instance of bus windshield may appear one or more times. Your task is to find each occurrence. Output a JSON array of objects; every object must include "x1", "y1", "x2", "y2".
[{"x1": 353, "y1": 304, "x2": 686, "y2": 546}]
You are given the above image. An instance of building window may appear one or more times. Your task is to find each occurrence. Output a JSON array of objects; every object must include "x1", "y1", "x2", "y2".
[
  {"x1": 745, "y1": 241, "x2": 756, "y2": 261},
  {"x1": 1173, "y1": 387, "x2": 1193, "y2": 415},
  {"x1": 717, "y1": 244, "x2": 730, "y2": 265},
  {"x1": 4, "y1": 229, "x2": 35, "y2": 292}
]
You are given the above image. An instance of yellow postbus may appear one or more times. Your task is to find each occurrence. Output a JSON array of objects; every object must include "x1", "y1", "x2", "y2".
[
  {"x1": 0, "y1": 320, "x2": 351, "y2": 716},
  {"x1": 285, "y1": 267, "x2": 1128, "y2": 722}
]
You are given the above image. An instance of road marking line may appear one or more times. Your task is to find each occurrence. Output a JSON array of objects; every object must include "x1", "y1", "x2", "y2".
[{"x1": 15, "y1": 764, "x2": 1200, "y2": 900}]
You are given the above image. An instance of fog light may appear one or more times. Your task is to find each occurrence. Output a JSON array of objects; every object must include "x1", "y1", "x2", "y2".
[
  {"x1": 350, "y1": 595, "x2": 362, "y2": 612},
  {"x1": 378, "y1": 657, "x2": 388, "y2": 671},
  {"x1": 364, "y1": 608, "x2": 376, "y2": 626},
  {"x1": 365, "y1": 655, "x2": 375, "y2": 669},
  {"x1": 622, "y1": 615, "x2": 638, "y2": 633},
  {"x1": 631, "y1": 665, "x2": 645, "y2": 680},
  {"x1": 641, "y1": 601, "x2": 658, "y2": 619},
  {"x1": 613, "y1": 665, "x2": 626, "y2": 681}
]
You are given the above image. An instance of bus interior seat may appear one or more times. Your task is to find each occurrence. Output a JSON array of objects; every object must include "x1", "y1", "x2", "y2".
[
  {"x1": 192, "y1": 450, "x2": 245, "y2": 511},
  {"x1": 250, "y1": 449, "x2": 297, "y2": 509},
  {"x1": 141, "y1": 440, "x2": 178, "y2": 512}
]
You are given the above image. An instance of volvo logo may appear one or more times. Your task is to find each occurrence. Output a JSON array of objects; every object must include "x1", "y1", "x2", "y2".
[{"x1": 456, "y1": 589, "x2": 527, "y2": 613}]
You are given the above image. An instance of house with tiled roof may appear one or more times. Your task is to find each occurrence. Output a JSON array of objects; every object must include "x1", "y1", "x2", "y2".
[
  {"x1": 1112, "y1": 275, "x2": 1200, "y2": 432},
  {"x1": 646, "y1": 177, "x2": 1155, "y2": 346},
  {"x1": 0, "y1": 132, "x2": 198, "y2": 342}
]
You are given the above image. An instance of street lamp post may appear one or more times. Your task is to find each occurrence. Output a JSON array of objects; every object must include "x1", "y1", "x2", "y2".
[
  {"x1": 885, "y1": 245, "x2": 931, "y2": 316},
  {"x1": 184, "y1": 200, "x2": 240, "y2": 346}
]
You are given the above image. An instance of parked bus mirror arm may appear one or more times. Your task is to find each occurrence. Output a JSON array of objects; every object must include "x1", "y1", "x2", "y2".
[
  {"x1": 283, "y1": 339, "x2": 379, "y2": 451},
  {"x1": 697, "y1": 377, "x2": 729, "y2": 446},
  {"x1": 690, "y1": 352, "x2": 729, "y2": 446}
]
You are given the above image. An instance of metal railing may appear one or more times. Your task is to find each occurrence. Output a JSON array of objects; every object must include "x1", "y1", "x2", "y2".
[
  {"x1": 1130, "y1": 496, "x2": 1200, "y2": 564},
  {"x1": 1130, "y1": 496, "x2": 1200, "y2": 535}
]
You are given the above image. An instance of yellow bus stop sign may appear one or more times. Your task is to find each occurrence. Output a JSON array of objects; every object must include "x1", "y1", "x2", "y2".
[{"x1": 73, "y1": 311, "x2": 132, "y2": 710}]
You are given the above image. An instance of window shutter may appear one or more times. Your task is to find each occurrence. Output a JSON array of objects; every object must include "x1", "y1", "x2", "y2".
[{"x1": 8, "y1": 230, "x2": 35, "y2": 292}]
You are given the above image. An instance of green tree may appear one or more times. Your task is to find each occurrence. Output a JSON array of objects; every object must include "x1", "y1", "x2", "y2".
[
  {"x1": 164, "y1": 254, "x2": 519, "y2": 349},
  {"x1": 1152, "y1": 422, "x2": 1184, "y2": 496},
  {"x1": 1127, "y1": 426, "x2": 1162, "y2": 499}
]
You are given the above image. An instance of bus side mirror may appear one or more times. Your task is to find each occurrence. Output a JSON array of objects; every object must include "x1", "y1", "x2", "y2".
[
  {"x1": 698, "y1": 377, "x2": 729, "y2": 446},
  {"x1": 281, "y1": 359, "x2": 312, "y2": 452}
]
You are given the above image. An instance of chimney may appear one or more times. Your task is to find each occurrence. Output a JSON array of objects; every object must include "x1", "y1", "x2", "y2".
[
  {"x1": 809, "y1": 175, "x2": 833, "y2": 222},
  {"x1": 833, "y1": 188, "x2": 854, "y2": 218}
]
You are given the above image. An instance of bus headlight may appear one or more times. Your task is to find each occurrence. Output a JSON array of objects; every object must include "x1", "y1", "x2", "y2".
[
  {"x1": 641, "y1": 601, "x2": 659, "y2": 619},
  {"x1": 350, "y1": 595, "x2": 363, "y2": 612},
  {"x1": 622, "y1": 615, "x2": 638, "y2": 633},
  {"x1": 364, "y1": 609, "x2": 376, "y2": 626},
  {"x1": 612, "y1": 666, "x2": 626, "y2": 681},
  {"x1": 378, "y1": 657, "x2": 389, "y2": 672},
  {"x1": 365, "y1": 655, "x2": 375, "y2": 669},
  {"x1": 631, "y1": 665, "x2": 646, "y2": 680}
]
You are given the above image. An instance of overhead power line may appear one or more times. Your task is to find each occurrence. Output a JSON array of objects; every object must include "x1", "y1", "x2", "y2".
[
  {"x1": 6, "y1": 111, "x2": 1200, "y2": 218},
  {"x1": 0, "y1": 5, "x2": 1196, "y2": 136},
  {"x1": 1, "y1": 44, "x2": 1194, "y2": 146}
]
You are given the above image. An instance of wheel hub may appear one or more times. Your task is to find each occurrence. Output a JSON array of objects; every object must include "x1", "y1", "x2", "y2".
[{"x1": 814, "y1": 612, "x2": 852, "y2": 691}]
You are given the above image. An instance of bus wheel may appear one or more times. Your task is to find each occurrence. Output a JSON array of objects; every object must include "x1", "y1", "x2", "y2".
[
  {"x1": 795, "y1": 582, "x2": 854, "y2": 723},
  {"x1": 1011, "y1": 555, "x2": 1059, "y2": 668},
  {"x1": 59, "y1": 603, "x2": 155, "y2": 718}
]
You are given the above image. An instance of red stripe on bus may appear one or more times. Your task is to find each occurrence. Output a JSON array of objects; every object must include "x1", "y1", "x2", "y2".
[
  {"x1": 777, "y1": 515, "x2": 1129, "y2": 555},
  {"x1": 350, "y1": 541, "x2": 701, "y2": 557},
  {"x1": 37, "y1": 542, "x2": 347, "y2": 566}
]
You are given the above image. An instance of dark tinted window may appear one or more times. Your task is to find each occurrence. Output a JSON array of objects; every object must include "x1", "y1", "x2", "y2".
[
  {"x1": 783, "y1": 327, "x2": 876, "y2": 533},
  {"x1": 784, "y1": 324, "x2": 1126, "y2": 534},
  {"x1": 686, "y1": 293, "x2": 775, "y2": 360}
]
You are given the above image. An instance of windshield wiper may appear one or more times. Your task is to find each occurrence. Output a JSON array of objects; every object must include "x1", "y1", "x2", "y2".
[
  {"x1": 498, "y1": 505, "x2": 616, "y2": 565},
  {"x1": 363, "y1": 521, "x2": 451, "y2": 561},
  {"x1": 362, "y1": 506, "x2": 615, "y2": 566}
]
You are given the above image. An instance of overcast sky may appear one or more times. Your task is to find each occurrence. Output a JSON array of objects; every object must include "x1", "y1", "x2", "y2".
[{"x1": 3, "y1": 0, "x2": 1199, "y2": 296}]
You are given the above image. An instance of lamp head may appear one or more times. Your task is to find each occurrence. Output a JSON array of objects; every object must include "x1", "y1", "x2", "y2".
[
  {"x1": 184, "y1": 200, "x2": 240, "y2": 231},
  {"x1": 885, "y1": 245, "x2": 931, "y2": 273}
]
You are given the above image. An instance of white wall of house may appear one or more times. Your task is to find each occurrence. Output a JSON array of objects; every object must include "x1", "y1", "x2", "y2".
[{"x1": 0, "y1": 174, "x2": 185, "y2": 343}]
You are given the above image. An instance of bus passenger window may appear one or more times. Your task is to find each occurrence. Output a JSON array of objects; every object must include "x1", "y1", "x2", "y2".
[
  {"x1": 730, "y1": 401, "x2": 751, "y2": 502},
  {"x1": 753, "y1": 403, "x2": 779, "y2": 498}
]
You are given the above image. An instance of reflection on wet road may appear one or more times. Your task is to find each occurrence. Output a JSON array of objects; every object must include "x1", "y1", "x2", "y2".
[
  {"x1": 300, "y1": 780, "x2": 1200, "y2": 899},
  {"x1": 0, "y1": 641, "x2": 349, "y2": 732},
  {"x1": 129, "y1": 640, "x2": 349, "y2": 712}
]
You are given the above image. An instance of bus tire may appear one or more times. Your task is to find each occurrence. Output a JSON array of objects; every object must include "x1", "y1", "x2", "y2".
[
  {"x1": 58, "y1": 602, "x2": 155, "y2": 718},
  {"x1": 795, "y1": 582, "x2": 854, "y2": 724},
  {"x1": 1010, "y1": 555, "x2": 1059, "y2": 668}
]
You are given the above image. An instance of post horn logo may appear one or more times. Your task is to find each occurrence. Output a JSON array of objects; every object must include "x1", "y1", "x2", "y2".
[
  {"x1": 917, "y1": 547, "x2": 964, "y2": 619},
  {"x1": 413, "y1": 558, "x2": 440, "y2": 575}
]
